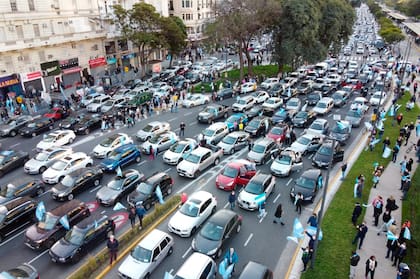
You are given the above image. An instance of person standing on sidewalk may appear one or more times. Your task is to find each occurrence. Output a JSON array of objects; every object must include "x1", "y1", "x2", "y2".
[
  {"x1": 386, "y1": 195, "x2": 399, "y2": 212},
  {"x1": 349, "y1": 250, "x2": 360, "y2": 279},
  {"x1": 365, "y1": 255, "x2": 378, "y2": 279},
  {"x1": 307, "y1": 213, "x2": 318, "y2": 227},
  {"x1": 352, "y1": 221, "x2": 368, "y2": 249},
  {"x1": 107, "y1": 234, "x2": 119, "y2": 265},
  {"x1": 352, "y1": 202, "x2": 363, "y2": 226},
  {"x1": 341, "y1": 162, "x2": 348, "y2": 180},
  {"x1": 377, "y1": 210, "x2": 392, "y2": 235},
  {"x1": 128, "y1": 206, "x2": 136, "y2": 229},
  {"x1": 372, "y1": 195, "x2": 384, "y2": 226},
  {"x1": 301, "y1": 246, "x2": 311, "y2": 273},
  {"x1": 393, "y1": 242, "x2": 407, "y2": 267},
  {"x1": 295, "y1": 192, "x2": 303, "y2": 214},
  {"x1": 392, "y1": 144, "x2": 400, "y2": 163},
  {"x1": 179, "y1": 122, "x2": 186, "y2": 137},
  {"x1": 228, "y1": 191, "x2": 236, "y2": 210},
  {"x1": 273, "y1": 203, "x2": 285, "y2": 225}
]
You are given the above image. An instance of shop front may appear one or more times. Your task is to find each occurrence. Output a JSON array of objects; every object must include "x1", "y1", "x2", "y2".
[
  {"x1": 40, "y1": 60, "x2": 61, "y2": 92},
  {"x1": 59, "y1": 58, "x2": 81, "y2": 88},
  {"x1": 89, "y1": 57, "x2": 107, "y2": 81},
  {"x1": 0, "y1": 74, "x2": 24, "y2": 101},
  {"x1": 121, "y1": 53, "x2": 136, "y2": 70},
  {"x1": 21, "y1": 71, "x2": 45, "y2": 97}
]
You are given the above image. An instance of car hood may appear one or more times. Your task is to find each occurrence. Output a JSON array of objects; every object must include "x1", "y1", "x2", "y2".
[
  {"x1": 37, "y1": 140, "x2": 53, "y2": 150},
  {"x1": 345, "y1": 116, "x2": 360, "y2": 123},
  {"x1": 247, "y1": 151, "x2": 263, "y2": 161},
  {"x1": 177, "y1": 160, "x2": 197, "y2": 171},
  {"x1": 313, "y1": 152, "x2": 329, "y2": 164},
  {"x1": 50, "y1": 239, "x2": 78, "y2": 258},
  {"x1": 0, "y1": 124, "x2": 12, "y2": 132},
  {"x1": 52, "y1": 183, "x2": 71, "y2": 195},
  {"x1": 118, "y1": 254, "x2": 148, "y2": 279},
  {"x1": 19, "y1": 126, "x2": 36, "y2": 133},
  {"x1": 292, "y1": 185, "x2": 315, "y2": 198},
  {"x1": 193, "y1": 233, "x2": 219, "y2": 255},
  {"x1": 217, "y1": 142, "x2": 233, "y2": 151},
  {"x1": 136, "y1": 130, "x2": 151, "y2": 138},
  {"x1": 290, "y1": 142, "x2": 306, "y2": 153},
  {"x1": 270, "y1": 160, "x2": 291, "y2": 173},
  {"x1": 198, "y1": 112, "x2": 211, "y2": 118},
  {"x1": 100, "y1": 158, "x2": 118, "y2": 168},
  {"x1": 244, "y1": 126, "x2": 257, "y2": 133},
  {"x1": 127, "y1": 191, "x2": 147, "y2": 204},
  {"x1": 216, "y1": 174, "x2": 235, "y2": 187},
  {"x1": 25, "y1": 224, "x2": 54, "y2": 242},
  {"x1": 43, "y1": 167, "x2": 61, "y2": 179},
  {"x1": 93, "y1": 144, "x2": 110, "y2": 155},
  {"x1": 163, "y1": 150, "x2": 181, "y2": 160},
  {"x1": 25, "y1": 158, "x2": 45, "y2": 170},
  {"x1": 169, "y1": 211, "x2": 196, "y2": 231},
  {"x1": 96, "y1": 186, "x2": 120, "y2": 201},
  {"x1": 238, "y1": 189, "x2": 258, "y2": 204}
]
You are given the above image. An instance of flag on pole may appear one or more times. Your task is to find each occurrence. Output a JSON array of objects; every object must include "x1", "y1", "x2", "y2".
[
  {"x1": 116, "y1": 165, "x2": 123, "y2": 178},
  {"x1": 113, "y1": 202, "x2": 126, "y2": 211},
  {"x1": 36, "y1": 201, "x2": 46, "y2": 222},
  {"x1": 59, "y1": 215, "x2": 70, "y2": 230}
]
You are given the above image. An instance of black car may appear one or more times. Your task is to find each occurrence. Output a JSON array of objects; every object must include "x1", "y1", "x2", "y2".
[
  {"x1": 0, "y1": 263, "x2": 39, "y2": 279},
  {"x1": 0, "y1": 197, "x2": 37, "y2": 242},
  {"x1": 0, "y1": 180, "x2": 45, "y2": 204},
  {"x1": 191, "y1": 209, "x2": 242, "y2": 258},
  {"x1": 49, "y1": 216, "x2": 115, "y2": 263},
  {"x1": 246, "y1": 105, "x2": 264, "y2": 120},
  {"x1": 244, "y1": 116, "x2": 270, "y2": 137},
  {"x1": 73, "y1": 116, "x2": 101, "y2": 135},
  {"x1": 271, "y1": 109, "x2": 295, "y2": 125},
  {"x1": 127, "y1": 172, "x2": 174, "y2": 210},
  {"x1": 292, "y1": 111, "x2": 317, "y2": 128},
  {"x1": 19, "y1": 118, "x2": 54, "y2": 137},
  {"x1": 312, "y1": 140, "x2": 344, "y2": 168},
  {"x1": 306, "y1": 92, "x2": 322, "y2": 106},
  {"x1": 290, "y1": 169, "x2": 322, "y2": 203},
  {"x1": 320, "y1": 84, "x2": 336, "y2": 96},
  {"x1": 238, "y1": 261, "x2": 273, "y2": 279},
  {"x1": 0, "y1": 115, "x2": 33, "y2": 137},
  {"x1": 0, "y1": 149, "x2": 29, "y2": 177},
  {"x1": 51, "y1": 167, "x2": 103, "y2": 201},
  {"x1": 216, "y1": 88, "x2": 234, "y2": 101},
  {"x1": 59, "y1": 114, "x2": 87, "y2": 130},
  {"x1": 25, "y1": 200, "x2": 90, "y2": 250}
]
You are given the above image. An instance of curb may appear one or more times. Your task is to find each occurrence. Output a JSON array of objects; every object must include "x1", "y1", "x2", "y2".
[{"x1": 67, "y1": 201, "x2": 180, "y2": 279}]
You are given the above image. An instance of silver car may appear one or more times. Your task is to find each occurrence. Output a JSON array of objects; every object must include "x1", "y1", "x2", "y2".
[
  {"x1": 247, "y1": 137, "x2": 277, "y2": 165},
  {"x1": 24, "y1": 147, "x2": 73, "y2": 174},
  {"x1": 141, "y1": 131, "x2": 179, "y2": 154},
  {"x1": 217, "y1": 131, "x2": 250, "y2": 155},
  {"x1": 0, "y1": 115, "x2": 33, "y2": 137}
]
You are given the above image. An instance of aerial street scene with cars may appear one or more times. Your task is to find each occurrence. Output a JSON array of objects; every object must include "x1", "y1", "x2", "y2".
[{"x1": 1, "y1": 0, "x2": 420, "y2": 278}]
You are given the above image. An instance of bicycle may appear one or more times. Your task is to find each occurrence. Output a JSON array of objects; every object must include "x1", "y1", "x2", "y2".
[{"x1": 406, "y1": 141, "x2": 417, "y2": 154}]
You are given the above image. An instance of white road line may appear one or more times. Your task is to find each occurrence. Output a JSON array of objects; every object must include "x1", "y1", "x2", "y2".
[
  {"x1": 266, "y1": 158, "x2": 273, "y2": 164},
  {"x1": 273, "y1": 193, "x2": 281, "y2": 203},
  {"x1": 137, "y1": 161, "x2": 147, "y2": 166},
  {"x1": 169, "y1": 269, "x2": 174, "y2": 274},
  {"x1": 101, "y1": 210, "x2": 106, "y2": 214},
  {"x1": 168, "y1": 117, "x2": 177, "y2": 122},
  {"x1": 182, "y1": 247, "x2": 192, "y2": 259},
  {"x1": 286, "y1": 178, "x2": 293, "y2": 186},
  {"x1": 10, "y1": 143, "x2": 20, "y2": 148},
  {"x1": 308, "y1": 154, "x2": 314, "y2": 159},
  {"x1": 244, "y1": 233, "x2": 253, "y2": 247},
  {"x1": 28, "y1": 250, "x2": 49, "y2": 264},
  {"x1": 38, "y1": 189, "x2": 52, "y2": 198},
  {"x1": 305, "y1": 207, "x2": 314, "y2": 212},
  {"x1": 188, "y1": 121, "x2": 197, "y2": 126},
  {"x1": 0, "y1": 230, "x2": 25, "y2": 247},
  {"x1": 223, "y1": 202, "x2": 229, "y2": 209},
  {"x1": 184, "y1": 112, "x2": 192, "y2": 116},
  {"x1": 70, "y1": 135, "x2": 95, "y2": 148},
  {"x1": 89, "y1": 185, "x2": 102, "y2": 193},
  {"x1": 259, "y1": 212, "x2": 267, "y2": 223},
  {"x1": 163, "y1": 167, "x2": 172, "y2": 173}
]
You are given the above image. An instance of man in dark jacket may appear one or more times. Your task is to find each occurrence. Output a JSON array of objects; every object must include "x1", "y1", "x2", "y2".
[
  {"x1": 352, "y1": 202, "x2": 363, "y2": 226},
  {"x1": 273, "y1": 203, "x2": 285, "y2": 225},
  {"x1": 107, "y1": 234, "x2": 119, "y2": 265},
  {"x1": 135, "y1": 204, "x2": 146, "y2": 229},
  {"x1": 352, "y1": 221, "x2": 368, "y2": 249},
  {"x1": 228, "y1": 191, "x2": 236, "y2": 210},
  {"x1": 349, "y1": 251, "x2": 360, "y2": 279}
]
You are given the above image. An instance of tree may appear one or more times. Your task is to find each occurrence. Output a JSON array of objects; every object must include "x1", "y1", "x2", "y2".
[
  {"x1": 113, "y1": 3, "x2": 163, "y2": 76},
  {"x1": 160, "y1": 17, "x2": 187, "y2": 67},
  {"x1": 380, "y1": 26, "x2": 405, "y2": 44}
]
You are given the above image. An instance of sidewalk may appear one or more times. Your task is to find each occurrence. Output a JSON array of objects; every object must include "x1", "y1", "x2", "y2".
[{"x1": 354, "y1": 132, "x2": 418, "y2": 278}]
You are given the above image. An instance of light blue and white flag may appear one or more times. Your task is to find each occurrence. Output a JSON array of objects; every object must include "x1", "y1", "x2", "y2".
[
  {"x1": 94, "y1": 220, "x2": 98, "y2": 229},
  {"x1": 155, "y1": 185, "x2": 164, "y2": 204},
  {"x1": 36, "y1": 201, "x2": 46, "y2": 222},
  {"x1": 164, "y1": 272, "x2": 174, "y2": 279},
  {"x1": 404, "y1": 227, "x2": 411, "y2": 240},
  {"x1": 59, "y1": 215, "x2": 70, "y2": 230},
  {"x1": 288, "y1": 218, "x2": 304, "y2": 241},
  {"x1": 218, "y1": 258, "x2": 234, "y2": 279},
  {"x1": 306, "y1": 225, "x2": 323, "y2": 240},
  {"x1": 116, "y1": 165, "x2": 123, "y2": 177},
  {"x1": 387, "y1": 231, "x2": 398, "y2": 241},
  {"x1": 113, "y1": 202, "x2": 126, "y2": 211},
  {"x1": 169, "y1": 133, "x2": 177, "y2": 144},
  {"x1": 254, "y1": 193, "x2": 266, "y2": 205},
  {"x1": 337, "y1": 121, "x2": 346, "y2": 130}
]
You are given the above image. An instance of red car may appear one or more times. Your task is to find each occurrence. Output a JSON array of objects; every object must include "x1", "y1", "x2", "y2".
[
  {"x1": 266, "y1": 124, "x2": 289, "y2": 143},
  {"x1": 215, "y1": 159, "x2": 257, "y2": 191},
  {"x1": 44, "y1": 107, "x2": 69, "y2": 121}
]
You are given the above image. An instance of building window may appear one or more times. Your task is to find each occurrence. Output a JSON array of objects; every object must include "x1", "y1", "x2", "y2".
[
  {"x1": 16, "y1": 25, "x2": 24, "y2": 40},
  {"x1": 71, "y1": 42, "x2": 76, "y2": 49},
  {"x1": 33, "y1": 24, "x2": 40, "y2": 37},
  {"x1": 0, "y1": 27, "x2": 5, "y2": 42},
  {"x1": 10, "y1": 0, "x2": 17, "y2": 11},
  {"x1": 38, "y1": 50, "x2": 46, "y2": 62},
  {"x1": 185, "y1": 14, "x2": 193, "y2": 20},
  {"x1": 28, "y1": 0, "x2": 35, "y2": 11},
  {"x1": 182, "y1": 0, "x2": 192, "y2": 8}
]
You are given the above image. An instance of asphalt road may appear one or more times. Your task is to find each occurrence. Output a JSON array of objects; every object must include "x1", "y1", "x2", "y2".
[{"x1": 0, "y1": 51, "x2": 381, "y2": 278}]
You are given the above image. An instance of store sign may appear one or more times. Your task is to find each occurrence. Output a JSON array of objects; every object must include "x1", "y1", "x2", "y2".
[
  {"x1": 59, "y1": 58, "x2": 79, "y2": 70},
  {"x1": 40, "y1": 60, "x2": 60, "y2": 76},
  {"x1": 89, "y1": 57, "x2": 107, "y2": 68},
  {"x1": 0, "y1": 74, "x2": 20, "y2": 88},
  {"x1": 21, "y1": 71, "x2": 42, "y2": 82},
  {"x1": 107, "y1": 57, "x2": 117, "y2": 65}
]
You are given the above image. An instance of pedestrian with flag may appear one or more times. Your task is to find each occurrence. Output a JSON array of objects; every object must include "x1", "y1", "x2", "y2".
[{"x1": 107, "y1": 234, "x2": 119, "y2": 265}]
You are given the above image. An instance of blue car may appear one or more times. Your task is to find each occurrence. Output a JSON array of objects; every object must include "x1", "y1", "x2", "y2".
[
  {"x1": 224, "y1": 113, "x2": 249, "y2": 132},
  {"x1": 100, "y1": 144, "x2": 141, "y2": 172}
]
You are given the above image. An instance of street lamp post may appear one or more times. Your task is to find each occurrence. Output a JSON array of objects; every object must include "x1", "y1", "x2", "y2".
[{"x1": 310, "y1": 137, "x2": 336, "y2": 268}]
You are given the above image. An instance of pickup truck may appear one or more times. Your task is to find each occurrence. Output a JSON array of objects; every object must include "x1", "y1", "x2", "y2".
[
  {"x1": 270, "y1": 148, "x2": 303, "y2": 177},
  {"x1": 176, "y1": 144, "x2": 223, "y2": 178},
  {"x1": 197, "y1": 105, "x2": 230, "y2": 124}
]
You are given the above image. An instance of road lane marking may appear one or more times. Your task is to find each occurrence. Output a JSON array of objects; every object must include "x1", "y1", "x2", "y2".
[
  {"x1": 184, "y1": 112, "x2": 192, "y2": 116},
  {"x1": 0, "y1": 229, "x2": 26, "y2": 247},
  {"x1": 224, "y1": 202, "x2": 229, "y2": 209},
  {"x1": 28, "y1": 250, "x2": 49, "y2": 264},
  {"x1": 308, "y1": 154, "x2": 314, "y2": 159},
  {"x1": 259, "y1": 212, "x2": 267, "y2": 223},
  {"x1": 137, "y1": 161, "x2": 147, "y2": 166},
  {"x1": 38, "y1": 189, "x2": 52, "y2": 198},
  {"x1": 182, "y1": 247, "x2": 192, "y2": 259},
  {"x1": 163, "y1": 168, "x2": 172, "y2": 173},
  {"x1": 189, "y1": 121, "x2": 197, "y2": 126},
  {"x1": 70, "y1": 135, "x2": 95, "y2": 148},
  {"x1": 305, "y1": 207, "x2": 314, "y2": 212},
  {"x1": 244, "y1": 233, "x2": 253, "y2": 247},
  {"x1": 89, "y1": 184, "x2": 102, "y2": 193},
  {"x1": 101, "y1": 210, "x2": 106, "y2": 214},
  {"x1": 168, "y1": 117, "x2": 177, "y2": 122},
  {"x1": 10, "y1": 143, "x2": 20, "y2": 148},
  {"x1": 273, "y1": 193, "x2": 281, "y2": 203},
  {"x1": 286, "y1": 178, "x2": 293, "y2": 186},
  {"x1": 169, "y1": 269, "x2": 174, "y2": 274}
]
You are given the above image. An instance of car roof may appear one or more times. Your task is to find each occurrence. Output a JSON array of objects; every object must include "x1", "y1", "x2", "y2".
[
  {"x1": 239, "y1": 261, "x2": 271, "y2": 279},
  {"x1": 255, "y1": 137, "x2": 274, "y2": 146},
  {"x1": 210, "y1": 209, "x2": 237, "y2": 225},
  {"x1": 188, "y1": 191, "x2": 213, "y2": 204},
  {"x1": 320, "y1": 97, "x2": 333, "y2": 102},
  {"x1": 176, "y1": 252, "x2": 214, "y2": 277},
  {"x1": 313, "y1": 119, "x2": 328, "y2": 124},
  {"x1": 49, "y1": 199, "x2": 85, "y2": 217},
  {"x1": 145, "y1": 172, "x2": 170, "y2": 184},
  {"x1": 42, "y1": 147, "x2": 71, "y2": 154},
  {"x1": 302, "y1": 169, "x2": 321, "y2": 179},
  {"x1": 114, "y1": 144, "x2": 137, "y2": 153},
  {"x1": 228, "y1": 131, "x2": 249, "y2": 138},
  {"x1": 138, "y1": 229, "x2": 171, "y2": 250},
  {"x1": 249, "y1": 173, "x2": 271, "y2": 184},
  {"x1": 61, "y1": 152, "x2": 86, "y2": 162},
  {"x1": 66, "y1": 167, "x2": 98, "y2": 178}
]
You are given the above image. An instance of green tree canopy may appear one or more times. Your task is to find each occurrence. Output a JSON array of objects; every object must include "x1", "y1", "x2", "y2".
[{"x1": 160, "y1": 16, "x2": 187, "y2": 67}]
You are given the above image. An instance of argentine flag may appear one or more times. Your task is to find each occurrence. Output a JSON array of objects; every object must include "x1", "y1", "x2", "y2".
[
  {"x1": 387, "y1": 231, "x2": 398, "y2": 241},
  {"x1": 36, "y1": 201, "x2": 46, "y2": 222},
  {"x1": 59, "y1": 215, "x2": 70, "y2": 230},
  {"x1": 306, "y1": 225, "x2": 323, "y2": 240},
  {"x1": 155, "y1": 185, "x2": 165, "y2": 204},
  {"x1": 254, "y1": 193, "x2": 266, "y2": 205},
  {"x1": 404, "y1": 227, "x2": 411, "y2": 240},
  {"x1": 287, "y1": 218, "x2": 304, "y2": 243},
  {"x1": 113, "y1": 202, "x2": 127, "y2": 211}
]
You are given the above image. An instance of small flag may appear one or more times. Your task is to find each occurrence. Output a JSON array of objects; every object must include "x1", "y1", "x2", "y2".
[
  {"x1": 218, "y1": 259, "x2": 234, "y2": 279},
  {"x1": 306, "y1": 226, "x2": 323, "y2": 240},
  {"x1": 59, "y1": 215, "x2": 70, "y2": 230},
  {"x1": 155, "y1": 185, "x2": 164, "y2": 204},
  {"x1": 254, "y1": 193, "x2": 266, "y2": 205},
  {"x1": 116, "y1": 165, "x2": 123, "y2": 177},
  {"x1": 94, "y1": 220, "x2": 98, "y2": 229},
  {"x1": 317, "y1": 176, "x2": 323, "y2": 189},
  {"x1": 387, "y1": 231, "x2": 398, "y2": 241},
  {"x1": 292, "y1": 218, "x2": 304, "y2": 239},
  {"x1": 36, "y1": 201, "x2": 46, "y2": 222},
  {"x1": 337, "y1": 121, "x2": 346, "y2": 130},
  {"x1": 404, "y1": 227, "x2": 411, "y2": 240},
  {"x1": 113, "y1": 202, "x2": 126, "y2": 211}
]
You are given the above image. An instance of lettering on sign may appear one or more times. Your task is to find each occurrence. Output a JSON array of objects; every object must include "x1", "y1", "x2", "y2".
[{"x1": 0, "y1": 79, "x2": 19, "y2": 88}]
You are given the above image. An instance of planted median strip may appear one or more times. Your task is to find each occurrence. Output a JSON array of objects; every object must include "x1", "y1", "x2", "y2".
[{"x1": 68, "y1": 195, "x2": 181, "y2": 279}]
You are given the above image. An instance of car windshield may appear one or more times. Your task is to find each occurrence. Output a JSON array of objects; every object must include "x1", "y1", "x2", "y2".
[
  {"x1": 103, "y1": 100, "x2": 114, "y2": 106},
  {"x1": 108, "y1": 151, "x2": 121, "y2": 160},
  {"x1": 295, "y1": 112, "x2": 307, "y2": 119},
  {"x1": 271, "y1": 127, "x2": 284, "y2": 135},
  {"x1": 27, "y1": 123, "x2": 36, "y2": 128},
  {"x1": 185, "y1": 154, "x2": 200, "y2": 163},
  {"x1": 248, "y1": 120, "x2": 260, "y2": 128},
  {"x1": 0, "y1": 155, "x2": 7, "y2": 164},
  {"x1": 252, "y1": 144, "x2": 265, "y2": 153},
  {"x1": 347, "y1": 110, "x2": 361, "y2": 117},
  {"x1": 238, "y1": 99, "x2": 247, "y2": 105},
  {"x1": 1, "y1": 184, "x2": 16, "y2": 198},
  {"x1": 245, "y1": 181, "x2": 263, "y2": 195},
  {"x1": 61, "y1": 175, "x2": 75, "y2": 187},
  {"x1": 287, "y1": 100, "x2": 298, "y2": 106},
  {"x1": 226, "y1": 115, "x2": 239, "y2": 123},
  {"x1": 296, "y1": 176, "x2": 316, "y2": 189},
  {"x1": 332, "y1": 93, "x2": 342, "y2": 100},
  {"x1": 266, "y1": 99, "x2": 277, "y2": 104},
  {"x1": 333, "y1": 126, "x2": 348, "y2": 133},
  {"x1": 131, "y1": 246, "x2": 152, "y2": 263},
  {"x1": 318, "y1": 145, "x2": 332, "y2": 156},
  {"x1": 222, "y1": 166, "x2": 239, "y2": 178},
  {"x1": 310, "y1": 123, "x2": 322, "y2": 131},
  {"x1": 222, "y1": 136, "x2": 236, "y2": 145},
  {"x1": 200, "y1": 221, "x2": 223, "y2": 241},
  {"x1": 204, "y1": 107, "x2": 216, "y2": 114},
  {"x1": 170, "y1": 143, "x2": 185, "y2": 153},
  {"x1": 316, "y1": 102, "x2": 327, "y2": 108},
  {"x1": 92, "y1": 99, "x2": 102, "y2": 104},
  {"x1": 297, "y1": 137, "x2": 311, "y2": 145},
  {"x1": 100, "y1": 137, "x2": 114, "y2": 147},
  {"x1": 64, "y1": 227, "x2": 86, "y2": 246},
  {"x1": 136, "y1": 182, "x2": 153, "y2": 195},
  {"x1": 107, "y1": 178, "x2": 124, "y2": 191},
  {"x1": 180, "y1": 201, "x2": 200, "y2": 217},
  {"x1": 42, "y1": 134, "x2": 56, "y2": 142},
  {"x1": 142, "y1": 124, "x2": 153, "y2": 132},
  {"x1": 35, "y1": 152, "x2": 49, "y2": 161},
  {"x1": 276, "y1": 155, "x2": 291, "y2": 165},
  {"x1": 51, "y1": 160, "x2": 67, "y2": 171},
  {"x1": 38, "y1": 212, "x2": 59, "y2": 230},
  {"x1": 149, "y1": 135, "x2": 162, "y2": 144},
  {"x1": 202, "y1": 129, "x2": 215, "y2": 137}
]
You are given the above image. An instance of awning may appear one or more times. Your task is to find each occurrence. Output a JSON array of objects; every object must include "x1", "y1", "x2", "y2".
[
  {"x1": 403, "y1": 22, "x2": 420, "y2": 36},
  {"x1": 62, "y1": 67, "x2": 82, "y2": 75},
  {"x1": 388, "y1": 12, "x2": 407, "y2": 21}
]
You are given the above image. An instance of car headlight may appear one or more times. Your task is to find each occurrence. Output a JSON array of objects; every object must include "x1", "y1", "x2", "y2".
[
  {"x1": 207, "y1": 247, "x2": 219, "y2": 256},
  {"x1": 58, "y1": 192, "x2": 67, "y2": 197}
]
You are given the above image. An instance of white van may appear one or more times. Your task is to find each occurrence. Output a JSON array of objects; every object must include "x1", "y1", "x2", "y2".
[
  {"x1": 173, "y1": 252, "x2": 216, "y2": 279},
  {"x1": 314, "y1": 62, "x2": 329, "y2": 77}
]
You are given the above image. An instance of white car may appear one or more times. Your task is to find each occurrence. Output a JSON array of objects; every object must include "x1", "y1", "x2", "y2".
[
  {"x1": 163, "y1": 138, "x2": 198, "y2": 165},
  {"x1": 350, "y1": 97, "x2": 369, "y2": 113},
  {"x1": 200, "y1": 122, "x2": 229, "y2": 145},
  {"x1": 100, "y1": 97, "x2": 127, "y2": 113},
  {"x1": 262, "y1": 97, "x2": 283, "y2": 112},
  {"x1": 369, "y1": 91, "x2": 386, "y2": 106},
  {"x1": 240, "y1": 82, "x2": 257, "y2": 94},
  {"x1": 92, "y1": 133, "x2": 133, "y2": 158},
  {"x1": 270, "y1": 149, "x2": 303, "y2": 177},
  {"x1": 312, "y1": 97, "x2": 334, "y2": 115},
  {"x1": 141, "y1": 131, "x2": 179, "y2": 154},
  {"x1": 260, "y1": 78, "x2": 280, "y2": 90},
  {"x1": 237, "y1": 173, "x2": 276, "y2": 211},
  {"x1": 356, "y1": 47, "x2": 364, "y2": 54},
  {"x1": 118, "y1": 229, "x2": 174, "y2": 279},
  {"x1": 136, "y1": 121, "x2": 171, "y2": 141},
  {"x1": 80, "y1": 93, "x2": 105, "y2": 108},
  {"x1": 86, "y1": 95, "x2": 111, "y2": 112},
  {"x1": 42, "y1": 152, "x2": 93, "y2": 184},
  {"x1": 232, "y1": 96, "x2": 256, "y2": 112},
  {"x1": 290, "y1": 133, "x2": 324, "y2": 155},
  {"x1": 168, "y1": 191, "x2": 217, "y2": 237},
  {"x1": 36, "y1": 130, "x2": 76, "y2": 152},
  {"x1": 285, "y1": 97, "x2": 302, "y2": 111},
  {"x1": 306, "y1": 119, "x2": 330, "y2": 136},
  {"x1": 182, "y1": 94, "x2": 210, "y2": 108},
  {"x1": 251, "y1": 91, "x2": 270, "y2": 104},
  {"x1": 24, "y1": 147, "x2": 73, "y2": 174}
]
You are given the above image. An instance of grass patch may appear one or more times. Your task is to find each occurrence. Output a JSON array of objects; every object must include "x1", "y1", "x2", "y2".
[
  {"x1": 302, "y1": 93, "x2": 420, "y2": 278},
  {"x1": 402, "y1": 166, "x2": 420, "y2": 277}
]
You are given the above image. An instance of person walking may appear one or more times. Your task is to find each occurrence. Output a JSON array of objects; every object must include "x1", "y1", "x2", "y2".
[
  {"x1": 179, "y1": 122, "x2": 186, "y2": 137},
  {"x1": 228, "y1": 191, "x2": 236, "y2": 210},
  {"x1": 396, "y1": 113, "x2": 403, "y2": 125},
  {"x1": 386, "y1": 195, "x2": 398, "y2": 212},
  {"x1": 301, "y1": 246, "x2": 311, "y2": 272},
  {"x1": 341, "y1": 162, "x2": 348, "y2": 180},
  {"x1": 307, "y1": 213, "x2": 318, "y2": 227},
  {"x1": 352, "y1": 221, "x2": 368, "y2": 249},
  {"x1": 377, "y1": 210, "x2": 392, "y2": 235},
  {"x1": 393, "y1": 242, "x2": 407, "y2": 267},
  {"x1": 349, "y1": 251, "x2": 360, "y2": 279},
  {"x1": 107, "y1": 234, "x2": 119, "y2": 265},
  {"x1": 365, "y1": 255, "x2": 378, "y2": 279},
  {"x1": 257, "y1": 201, "x2": 266, "y2": 219},
  {"x1": 273, "y1": 203, "x2": 285, "y2": 225},
  {"x1": 352, "y1": 202, "x2": 363, "y2": 226},
  {"x1": 128, "y1": 206, "x2": 136, "y2": 229},
  {"x1": 295, "y1": 192, "x2": 303, "y2": 214},
  {"x1": 135, "y1": 204, "x2": 146, "y2": 229},
  {"x1": 149, "y1": 145, "x2": 154, "y2": 160},
  {"x1": 392, "y1": 144, "x2": 400, "y2": 163}
]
